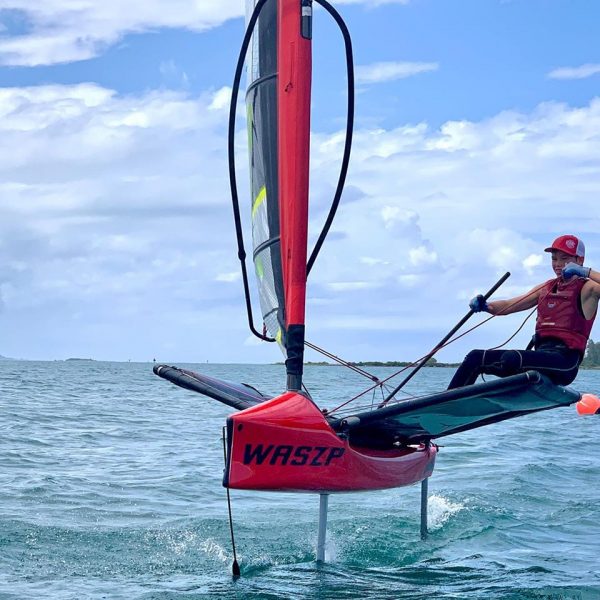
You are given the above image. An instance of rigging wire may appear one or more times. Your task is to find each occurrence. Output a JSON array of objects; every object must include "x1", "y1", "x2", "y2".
[
  {"x1": 321, "y1": 317, "x2": 497, "y2": 415},
  {"x1": 486, "y1": 307, "x2": 537, "y2": 350},
  {"x1": 304, "y1": 340, "x2": 381, "y2": 382},
  {"x1": 324, "y1": 280, "x2": 551, "y2": 415},
  {"x1": 306, "y1": 0, "x2": 354, "y2": 276},
  {"x1": 379, "y1": 272, "x2": 511, "y2": 407},
  {"x1": 228, "y1": 0, "x2": 354, "y2": 346}
]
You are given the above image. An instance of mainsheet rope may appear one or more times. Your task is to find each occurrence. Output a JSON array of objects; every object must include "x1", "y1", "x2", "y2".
[{"x1": 311, "y1": 279, "x2": 551, "y2": 416}]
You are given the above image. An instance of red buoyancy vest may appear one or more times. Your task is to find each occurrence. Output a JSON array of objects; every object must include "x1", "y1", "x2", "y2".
[{"x1": 535, "y1": 277, "x2": 596, "y2": 353}]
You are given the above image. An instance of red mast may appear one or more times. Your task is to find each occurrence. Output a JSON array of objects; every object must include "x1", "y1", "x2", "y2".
[{"x1": 278, "y1": 0, "x2": 312, "y2": 391}]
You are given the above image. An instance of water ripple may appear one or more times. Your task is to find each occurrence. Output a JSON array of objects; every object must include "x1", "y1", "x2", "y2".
[{"x1": 1, "y1": 361, "x2": 599, "y2": 599}]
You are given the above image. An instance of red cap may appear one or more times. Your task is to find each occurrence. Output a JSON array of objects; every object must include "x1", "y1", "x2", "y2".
[{"x1": 544, "y1": 234, "x2": 585, "y2": 258}]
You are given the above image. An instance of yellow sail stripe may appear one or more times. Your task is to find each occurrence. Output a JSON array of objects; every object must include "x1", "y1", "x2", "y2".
[
  {"x1": 255, "y1": 255, "x2": 264, "y2": 279},
  {"x1": 252, "y1": 186, "x2": 266, "y2": 218}
]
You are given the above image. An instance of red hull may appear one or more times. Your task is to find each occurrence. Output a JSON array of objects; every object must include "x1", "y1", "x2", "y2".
[{"x1": 224, "y1": 392, "x2": 437, "y2": 493}]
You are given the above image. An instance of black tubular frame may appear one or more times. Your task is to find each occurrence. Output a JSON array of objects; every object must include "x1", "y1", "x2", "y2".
[{"x1": 306, "y1": 0, "x2": 354, "y2": 275}]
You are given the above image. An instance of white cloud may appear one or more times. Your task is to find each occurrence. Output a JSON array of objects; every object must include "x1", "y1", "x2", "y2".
[
  {"x1": 522, "y1": 253, "x2": 543, "y2": 276},
  {"x1": 548, "y1": 64, "x2": 600, "y2": 80},
  {"x1": 209, "y1": 87, "x2": 232, "y2": 111},
  {"x1": 381, "y1": 206, "x2": 418, "y2": 230},
  {"x1": 396, "y1": 274, "x2": 422, "y2": 288},
  {"x1": 327, "y1": 281, "x2": 379, "y2": 291},
  {"x1": 0, "y1": 82, "x2": 248, "y2": 360},
  {"x1": 356, "y1": 61, "x2": 438, "y2": 85},
  {"x1": 0, "y1": 0, "x2": 411, "y2": 66},
  {"x1": 215, "y1": 271, "x2": 241, "y2": 283},
  {"x1": 409, "y1": 245, "x2": 438, "y2": 266},
  {"x1": 0, "y1": 1, "x2": 244, "y2": 66},
  {"x1": 1, "y1": 79, "x2": 599, "y2": 362},
  {"x1": 159, "y1": 60, "x2": 190, "y2": 89},
  {"x1": 359, "y1": 256, "x2": 388, "y2": 266},
  {"x1": 306, "y1": 97, "x2": 600, "y2": 360}
]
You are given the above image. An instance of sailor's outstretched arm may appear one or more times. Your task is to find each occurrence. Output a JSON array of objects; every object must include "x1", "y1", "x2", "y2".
[
  {"x1": 583, "y1": 267, "x2": 600, "y2": 285},
  {"x1": 486, "y1": 282, "x2": 546, "y2": 316}
]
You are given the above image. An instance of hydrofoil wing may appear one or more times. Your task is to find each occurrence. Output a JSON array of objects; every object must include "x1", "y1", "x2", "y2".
[{"x1": 153, "y1": 365, "x2": 268, "y2": 410}]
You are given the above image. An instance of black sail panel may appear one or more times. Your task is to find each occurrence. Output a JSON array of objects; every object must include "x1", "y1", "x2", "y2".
[{"x1": 246, "y1": 0, "x2": 286, "y2": 348}]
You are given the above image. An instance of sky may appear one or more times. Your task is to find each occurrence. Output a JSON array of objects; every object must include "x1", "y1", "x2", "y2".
[{"x1": 0, "y1": 0, "x2": 599, "y2": 366}]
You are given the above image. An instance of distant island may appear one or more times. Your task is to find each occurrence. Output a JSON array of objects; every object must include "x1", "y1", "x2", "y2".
[
  {"x1": 351, "y1": 359, "x2": 460, "y2": 368},
  {"x1": 1, "y1": 339, "x2": 598, "y2": 368},
  {"x1": 301, "y1": 339, "x2": 600, "y2": 370},
  {"x1": 299, "y1": 358, "x2": 460, "y2": 367}
]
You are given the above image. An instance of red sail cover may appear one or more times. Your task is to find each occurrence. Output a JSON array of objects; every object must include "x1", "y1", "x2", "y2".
[
  {"x1": 278, "y1": 0, "x2": 311, "y2": 387},
  {"x1": 278, "y1": 0, "x2": 311, "y2": 329},
  {"x1": 246, "y1": 0, "x2": 311, "y2": 388}
]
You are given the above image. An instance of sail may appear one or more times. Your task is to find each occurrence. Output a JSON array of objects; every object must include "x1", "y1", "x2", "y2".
[
  {"x1": 153, "y1": 365, "x2": 267, "y2": 411},
  {"x1": 246, "y1": 0, "x2": 312, "y2": 390}
]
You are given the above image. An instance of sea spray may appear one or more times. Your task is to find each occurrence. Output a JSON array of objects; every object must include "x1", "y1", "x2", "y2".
[{"x1": 427, "y1": 494, "x2": 465, "y2": 530}]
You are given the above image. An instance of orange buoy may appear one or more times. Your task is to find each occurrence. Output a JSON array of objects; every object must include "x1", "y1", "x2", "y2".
[{"x1": 576, "y1": 393, "x2": 600, "y2": 415}]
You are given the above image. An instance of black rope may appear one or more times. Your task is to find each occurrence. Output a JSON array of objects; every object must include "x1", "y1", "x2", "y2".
[
  {"x1": 222, "y1": 427, "x2": 241, "y2": 578},
  {"x1": 305, "y1": 340, "x2": 380, "y2": 382},
  {"x1": 307, "y1": 0, "x2": 355, "y2": 276},
  {"x1": 486, "y1": 307, "x2": 537, "y2": 350},
  {"x1": 228, "y1": 0, "x2": 355, "y2": 336},
  {"x1": 227, "y1": 0, "x2": 275, "y2": 343},
  {"x1": 326, "y1": 278, "x2": 550, "y2": 414},
  {"x1": 379, "y1": 272, "x2": 511, "y2": 406}
]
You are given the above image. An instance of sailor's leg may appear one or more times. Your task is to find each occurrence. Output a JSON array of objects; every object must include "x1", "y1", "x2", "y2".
[
  {"x1": 447, "y1": 350, "x2": 484, "y2": 389},
  {"x1": 517, "y1": 348, "x2": 581, "y2": 385},
  {"x1": 447, "y1": 349, "x2": 507, "y2": 389}
]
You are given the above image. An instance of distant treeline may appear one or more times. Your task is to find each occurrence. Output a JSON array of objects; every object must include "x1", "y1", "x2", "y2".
[
  {"x1": 581, "y1": 339, "x2": 600, "y2": 368},
  {"x1": 351, "y1": 357, "x2": 459, "y2": 368},
  {"x1": 301, "y1": 342, "x2": 600, "y2": 369},
  {"x1": 303, "y1": 358, "x2": 460, "y2": 368},
  {"x1": 363, "y1": 344, "x2": 600, "y2": 369}
]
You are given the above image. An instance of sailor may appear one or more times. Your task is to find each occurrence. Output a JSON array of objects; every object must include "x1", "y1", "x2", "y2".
[{"x1": 448, "y1": 234, "x2": 600, "y2": 389}]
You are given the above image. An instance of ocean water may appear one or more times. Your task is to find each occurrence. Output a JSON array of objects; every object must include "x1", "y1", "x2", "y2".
[{"x1": 1, "y1": 360, "x2": 599, "y2": 600}]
